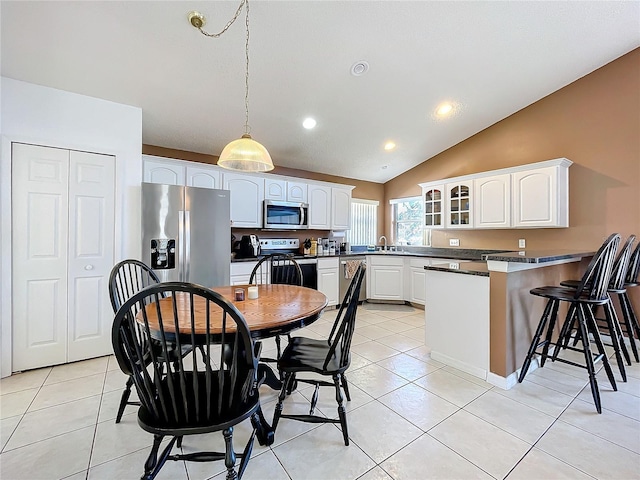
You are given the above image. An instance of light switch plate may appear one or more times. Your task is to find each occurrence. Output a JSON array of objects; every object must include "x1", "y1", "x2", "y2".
[
  {"x1": 449, "y1": 238, "x2": 460, "y2": 247},
  {"x1": 519, "y1": 239, "x2": 526, "y2": 249}
]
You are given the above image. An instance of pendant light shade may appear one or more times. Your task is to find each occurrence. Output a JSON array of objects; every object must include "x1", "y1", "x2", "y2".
[{"x1": 217, "y1": 134, "x2": 274, "y2": 172}]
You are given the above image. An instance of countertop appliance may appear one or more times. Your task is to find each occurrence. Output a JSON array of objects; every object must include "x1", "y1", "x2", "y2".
[
  {"x1": 263, "y1": 200, "x2": 309, "y2": 230},
  {"x1": 236, "y1": 234, "x2": 260, "y2": 258},
  {"x1": 142, "y1": 182, "x2": 230, "y2": 287},
  {"x1": 340, "y1": 256, "x2": 366, "y2": 302},
  {"x1": 260, "y1": 238, "x2": 317, "y2": 289}
]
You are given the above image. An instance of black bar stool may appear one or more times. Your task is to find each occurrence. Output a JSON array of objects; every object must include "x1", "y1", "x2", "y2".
[
  {"x1": 560, "y1": 235, "x2": 636, "y2": 366},
  {"x1": 620, "y1": 241, "x2": 640, "y2": 358},
  {"x1": 518, "y1": 233, "x2": 620, "y2": 413}
]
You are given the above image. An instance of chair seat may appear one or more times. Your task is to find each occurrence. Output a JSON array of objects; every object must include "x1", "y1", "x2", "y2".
[
  {"x1": 138, "y1": 371, "x2": 259, "y2": 436},
  {"x1": 530, "y1": 285, "x2": 609, "y2": 304},
  {"x1": 278, "y1": 337, "x2": 348, "y2": 375}
]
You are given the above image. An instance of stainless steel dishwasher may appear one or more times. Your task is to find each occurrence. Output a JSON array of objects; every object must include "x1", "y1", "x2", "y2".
[{"x1": 339, "y1": 256, "x2": 366, "y2": 302}]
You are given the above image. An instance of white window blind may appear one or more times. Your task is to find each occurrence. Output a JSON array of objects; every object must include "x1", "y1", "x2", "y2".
[{"x1": 346, "y1": 199, "x2": 378, "y2": 246}]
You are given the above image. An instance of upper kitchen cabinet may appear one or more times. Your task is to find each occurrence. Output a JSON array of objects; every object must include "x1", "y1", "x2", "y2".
[
  {"x1": 474, "y1": 174, "x2": 511, "y2": 228},
  {"x1": 512, "y1": 159, "x2": 571, "y2": 228},
  {"x1": 308, "y1": 183, "x2": 332, "y2": 229},
  {"x1": 186, "y1": 164, "x2": 221, "y2": 189},
  {"x1": 331, "y1": 186, "x2": 353, "y2": 230},
  {"x1": 143, "y1": 155, "x2": 221, "y2": 189},
  {"x1": 265, "y1": 178, "x2": 308, "y2": 203},
  {"x1": 222, "y1": 172, "x2": 264, "y2": 228},
  {"x1": 420, "y1": 182, "x2": 445, "y2": 228},
  {"x1": 143, "y1": 155, "x2": 186, "y2": 185},
  {"x1": 446, "y1": 181, "x2": 473, "y2": 228}
]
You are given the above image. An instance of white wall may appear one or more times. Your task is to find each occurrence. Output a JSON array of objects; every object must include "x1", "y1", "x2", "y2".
[{"x1": 0, "y1": 77, "x2": 143, "y2": 377}]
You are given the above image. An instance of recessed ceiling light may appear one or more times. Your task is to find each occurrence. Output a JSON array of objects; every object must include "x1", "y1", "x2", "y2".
[
  {"x1": 302, "y1": 117, "x2": 317, "y2": 129},
  {"x1": 435, "y1": 103, "x2": 454, "y2": 117},
  {"x1": 350, "y1": 61, "x2": 369, "y2": 76},
  {"x1": 384, "y1": 142, "x2": 396, "y2": 151}
]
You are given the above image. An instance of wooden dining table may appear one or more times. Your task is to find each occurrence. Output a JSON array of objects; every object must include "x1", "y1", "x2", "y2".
[{"x1": 141, "y1": 283, "x2": 328, "y2": 340}]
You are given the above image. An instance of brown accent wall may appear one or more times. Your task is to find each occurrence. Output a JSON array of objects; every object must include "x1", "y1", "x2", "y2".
[{"x1": 384, "y1": 49, "x2": 640, "y2": 253}]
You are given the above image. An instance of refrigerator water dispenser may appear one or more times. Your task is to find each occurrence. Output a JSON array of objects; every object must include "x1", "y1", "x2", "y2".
[{"x1": 151, "y1": 239, "x2": 176, "y2": 269}]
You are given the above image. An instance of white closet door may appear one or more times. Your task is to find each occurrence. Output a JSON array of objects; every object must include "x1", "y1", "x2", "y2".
[
  {"x1": 12, "y1": 143, "x2": 70, "y2": 370},
  {"x1": 67, "y1": 151, "x2": 115, "y2": 361}
]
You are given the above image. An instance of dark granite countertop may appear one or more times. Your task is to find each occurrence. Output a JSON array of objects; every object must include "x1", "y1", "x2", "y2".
[
  {"x1": 425, "y1": 261, "x2": 490, "y2": 277},
  {"x1": 484, "y1": 250, "x2": 595, "y2": 264}
]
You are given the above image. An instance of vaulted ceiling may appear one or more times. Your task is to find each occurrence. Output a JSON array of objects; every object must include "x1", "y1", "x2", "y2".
[{"x1": 2, "y1": 1, "x2": 638, "y2": 182}]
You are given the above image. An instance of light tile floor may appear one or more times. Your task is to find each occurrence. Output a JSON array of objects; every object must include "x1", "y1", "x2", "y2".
[{"x1": 1, "y1": 303, "x2": 639, "y2": 480}]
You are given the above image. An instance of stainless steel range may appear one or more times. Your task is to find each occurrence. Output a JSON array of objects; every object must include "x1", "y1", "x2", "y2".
[{"x1": 259, "y1": 238, "x2": 317, "y2": 289}]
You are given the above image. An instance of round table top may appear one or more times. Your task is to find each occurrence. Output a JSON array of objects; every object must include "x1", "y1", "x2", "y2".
[{"x1": 140, "y1": 284, "x2": 328, "y2": 339}]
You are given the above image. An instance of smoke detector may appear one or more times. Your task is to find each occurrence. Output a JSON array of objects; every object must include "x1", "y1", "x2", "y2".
[{"x1": 350, "y1": 61, "x2": 369, "y2": 76}]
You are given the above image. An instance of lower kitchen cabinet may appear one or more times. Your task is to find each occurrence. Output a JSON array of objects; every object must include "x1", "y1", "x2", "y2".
[
  {"x1": 230, "y1": 261, "x2": 258, "y2": 285},
  {"x1": 317, "y1": 257, "x2": 339, "y2": 307},
  {"x1": 367, "y1": 255, "x2": 404, "y2": 301}
]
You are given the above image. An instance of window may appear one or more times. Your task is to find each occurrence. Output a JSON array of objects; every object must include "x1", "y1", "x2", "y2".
[
  {"x1": 391, "y1": 197, "x2": 423, "y2": 246},
  {"x1": 346, "y1": 199, "x2": 378, "y2": 246}
]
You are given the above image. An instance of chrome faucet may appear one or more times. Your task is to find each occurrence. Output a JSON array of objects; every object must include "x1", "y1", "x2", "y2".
[{"x1": 379, "y1": 235, "x2": 387, "y2": 251}]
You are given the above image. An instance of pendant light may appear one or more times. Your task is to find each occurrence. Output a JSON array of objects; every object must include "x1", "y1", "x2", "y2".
[{"x1": 189, "y1": 0, "x2": 274, "y2": 172}]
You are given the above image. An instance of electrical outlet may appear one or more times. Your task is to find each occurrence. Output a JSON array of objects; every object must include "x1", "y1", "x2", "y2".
[
  {"x1": 518, "y1": 239, "x2": 526, "y2": 249},
  {"x1": 449, "y1": 238, "x2": 460, "y2": 247},
  {"x1": 448, "y1": 262, "x2": 460, "y2": 269}
]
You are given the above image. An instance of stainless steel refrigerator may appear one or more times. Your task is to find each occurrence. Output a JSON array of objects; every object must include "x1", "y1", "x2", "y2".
[{"x1": 141, "y1": 182, "x2": 230, "y2": 287}]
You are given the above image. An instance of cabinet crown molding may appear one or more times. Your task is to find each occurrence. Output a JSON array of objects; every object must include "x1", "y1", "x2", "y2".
[{"x1": 418, "y1": 158, "x2": 572, "y2": 188}]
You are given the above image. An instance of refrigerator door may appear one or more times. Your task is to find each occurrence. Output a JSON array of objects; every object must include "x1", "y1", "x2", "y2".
[
  {"x1": 184, "y1": 187, "x2": 231, "y2": 287},
  {"x1": 142, "y1": 182, "x2": 185, "y2": 282}
]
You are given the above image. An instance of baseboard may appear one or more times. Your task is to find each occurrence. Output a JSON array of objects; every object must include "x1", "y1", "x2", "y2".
[
  {"x1": 487, "y1": 357, "x2": 541, "y2": 390},
  {"x1": 430, "y1": 351, "x2": 487, "y2": 380}
]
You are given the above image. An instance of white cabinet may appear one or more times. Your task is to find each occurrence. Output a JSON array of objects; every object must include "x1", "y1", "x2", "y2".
[
  {"x1": 143, "y1": 155, "x2": 221, "y2": 190},
  {"x1": 404, "y1": 257, "x2": 431, "y2": 305},
  {"x1": 317, "y1": 257, "x2": 339, "y2": 307},
  {"x1": 474, "y1": 174, "x2": 511, "y2": 228},
  {"x1": 230, "y1": 261, "x2": 258, "y2": 285},
  {"x1": 446, "y1": 182, "x2": 473, "y2": 228},
  {"x1": 288, "y1": 181, "x2": 308, "y2": 203},
  {"x1": 186, "y1": 164, "x2": 221, "y2": 189},
  {"x1": 143, "y1": 155, "x2": 186, "y2": 185},
  {"x1": 331, "y1": 187, "x2": 353, "y2": 230},
  {"x1": 420, "y1": 183, "x2": 445, "y2": 228},
  {"x1": 265, "y1": 178, "x2": 308, "y2": 203},
  {"x1": 418, "y1": 158, "x2": 572, "y2": 230},
  {"x1": 513, "y1": 161, "x2": 570, "y2": 228},
  {"x1": 367, "y1": 255, "x2": 404, "y2": 301},
  {"x1": 223, "y1": 172, "x2": 264, "y2": 228},
  {"x1": 308, "y1": 184, "x2": 332, "y2": 229}
]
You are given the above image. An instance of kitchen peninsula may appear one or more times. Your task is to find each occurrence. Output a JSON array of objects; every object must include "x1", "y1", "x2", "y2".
[{"x1": 425, "y1": 250, "x2": 594, "y2": 389}]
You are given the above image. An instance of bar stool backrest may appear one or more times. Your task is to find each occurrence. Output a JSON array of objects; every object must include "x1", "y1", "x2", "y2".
[
  {"x1": 574, "y1": 233, "x2": 620, "y2": 301},
  {"x1": 625, "y1": 241, "x2": 640, "y2": 285},
  {"x1": 609, "y1": 235, "x2": 636, "y2": 290}
]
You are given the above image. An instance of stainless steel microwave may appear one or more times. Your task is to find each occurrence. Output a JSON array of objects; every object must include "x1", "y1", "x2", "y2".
[{"x1": 263, "y1": 200, "x2": 309, "y2": 230}]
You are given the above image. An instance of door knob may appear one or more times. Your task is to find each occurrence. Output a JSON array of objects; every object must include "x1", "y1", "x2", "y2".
[{"x1": 84, "y1": 265, "x2": 94, "y2": 271}]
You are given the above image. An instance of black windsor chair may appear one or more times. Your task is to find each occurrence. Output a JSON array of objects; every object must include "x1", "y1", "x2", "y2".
[
  {"x1": 272, "y1": 262, "x2": 366, "y2": 446},
  {"x1": 518, "y1": 233, "x2": 621, "y2": 413},
  {"x1": 559, "y1": 234, "x2": 636, "y2": 368},
  {"x1": 249, "y1": 253, "x2": 304, "y2": 359},
  {"x1": 111, "y1": 282, "x2": 262, "y2": 480},
  {"x1": 108, "y1": 259, "x2": 193, "y2": 423}
]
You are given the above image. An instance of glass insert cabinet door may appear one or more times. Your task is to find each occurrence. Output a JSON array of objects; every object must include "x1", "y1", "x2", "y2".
[
  {"x1": 424, "y1": 187, "x2": 443, "y2": 227},
  {"x1": 447, "y1": 183, "x2": 472, "y2": 227}
]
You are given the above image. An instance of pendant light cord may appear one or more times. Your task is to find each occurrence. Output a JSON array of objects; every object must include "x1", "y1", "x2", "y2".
[{"x1": 195, "y1": 0, "x2": 252, "y2": 135}]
